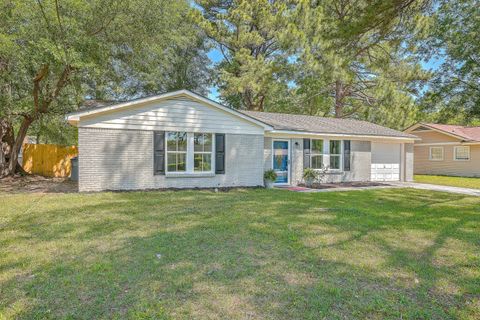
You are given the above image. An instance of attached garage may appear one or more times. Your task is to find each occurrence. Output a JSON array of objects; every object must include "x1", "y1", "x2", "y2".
[{"x1": 371, "y1": 142, "x2": 401, "y2": 181}]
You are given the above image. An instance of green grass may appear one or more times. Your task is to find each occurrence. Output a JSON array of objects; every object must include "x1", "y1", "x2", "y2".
[
  {"x1": 1, "y1": 188, "x2": 479, "y2": 319},
  {"x1": 415, "y1": 174, "x2": 480, "y2": 189}
]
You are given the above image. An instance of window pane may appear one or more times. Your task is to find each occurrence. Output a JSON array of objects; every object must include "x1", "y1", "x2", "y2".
[
  {"x1": 194, "y1": 133, "x2": 212, "y2": 152},
  {"x1": 311, "y1": 155, "x2": 323, "y2": 169},
  {"x1": 167, "y1": 132, "x2": 177, "y2": 150},
  {"x1": 167, "y1": 132, "x2": 187, "y2": 151},
  {"x1": 330, "y1": 155, "x2": 341, "y2": 169},
  {"x1": 194, "y1": 154, "x2": 203, "y2": 171},
  {"x1": 194, "y1": 133, "x2": 203, "y2": 152},
  {"x1": 330, "y1": 140, "x2": 341, "y2": 154},
  {"x1": 167, "y1": 153, "x2": 176, "y2": 172},
  {"x1": 167, "y1": 153, "x2": 186, "y2": 172},
  {"x1": 311, "y1": 139, "x2": 323, "y2": 153},
  {"x1": 177, "y1": 132, "x2": 187, "y2": 151},
  {"x1": 202, "y1": 154, "x2": 212, "y2": 171},
  {"x1": 203, "y1": 134, "x2": 212, "y2": 152},
  {"x1": 194, "y1": 153, "x2": 212, "y2": 172},
  {"x1": 176, "y1": 153, "x2": 186, "y2": 171}
]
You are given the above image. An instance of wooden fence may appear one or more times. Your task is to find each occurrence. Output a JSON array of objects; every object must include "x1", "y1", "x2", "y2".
[{"x1": 22, "y1": 144, "x2": 78, "y2": 177}]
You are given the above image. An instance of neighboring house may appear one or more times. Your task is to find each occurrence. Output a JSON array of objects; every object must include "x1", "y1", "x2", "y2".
[
  {"x1": 404, "y1": 123, "x2": 480, "y2": 177},
  {"x1": 66, "y1": 90, "x2": 416, "y2": 192}
]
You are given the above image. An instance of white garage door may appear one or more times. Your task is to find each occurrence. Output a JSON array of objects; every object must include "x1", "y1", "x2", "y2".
[{"x1": 371, "y1": 142, "x2": 401, "y2": 181}]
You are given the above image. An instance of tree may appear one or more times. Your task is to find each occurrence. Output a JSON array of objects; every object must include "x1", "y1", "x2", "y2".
[
  {"x1": 420, "y1": 0, "x2": 480, "y2": 124},
  {"x1": 0, "y1": 0, "x2": 210, "y2": 177},
  {"x1": 290, "y1": 0, "x2": 430, "y2": 126},
  {"x1": 193, "y1": 0, "x2": 292, "y2": 111}
]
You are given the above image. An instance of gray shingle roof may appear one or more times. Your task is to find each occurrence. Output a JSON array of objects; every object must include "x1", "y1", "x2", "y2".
[{"x1": 242, "y1": 111, "x2": 416, "y2": 139}]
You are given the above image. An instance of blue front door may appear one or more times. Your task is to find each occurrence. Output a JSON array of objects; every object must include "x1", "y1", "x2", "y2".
[{"x1": 273, "y1": 140, "x2": 289, "y2": 184}]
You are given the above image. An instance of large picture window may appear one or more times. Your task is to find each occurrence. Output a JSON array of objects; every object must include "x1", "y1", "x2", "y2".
[
  {"x1": 165, "y1": 131, "x2": 214, "y2": 173},
  {"x1": 194, "y1": 133, "x2": 213, "y2": 172},
  {"x1": 310, "y1": 139, "x2": 324, "y2": 169},
  {"x1": 329, "y1": 140, "x2": 342, "y2": 170},
  {"x1": 166, "y1": 132, "x2": 187, "y2": 172}
]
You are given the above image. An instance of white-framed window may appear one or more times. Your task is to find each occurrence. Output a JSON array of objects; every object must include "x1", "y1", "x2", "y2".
[
  {"x1": 454, "y1": 146, "x2": 470, "y2": 161},
  {"x1": 166, "y1": 131, "x2": 214, "y2": 173},
  {"x1": 310, "y1": 139, "x2": 324, "y2": 169},
  {"x1": 194, "y1": 133, "x2": 213, "y2": 172},
  {"x1": 166, "y1": 132, "x2": 187, "y2": 172},
  {"x1": 329, "y1": 140, "x2": 342, "y2": 170},
  {"x1": 429, "y1": 147, "x2": 444, "y2": 161}
]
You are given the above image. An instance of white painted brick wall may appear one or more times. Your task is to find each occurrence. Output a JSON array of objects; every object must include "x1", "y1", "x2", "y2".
[
  {"x1": 78, "y1": 128, "x2": 264, "y2": 191},
  {"x1": 291, "y1": 140, "x2": 372, "y2": 184},
  {"x1": 405, "y1": 143, "x2": 414, "y2": 181},
  {"x1": 265, "y1": 138, "x2": 373, "y2": 185}
]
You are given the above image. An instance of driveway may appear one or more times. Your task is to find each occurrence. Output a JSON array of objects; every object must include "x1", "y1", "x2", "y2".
[{"x1": 279, "y1": 182, "x2": 480, "y2": 196}]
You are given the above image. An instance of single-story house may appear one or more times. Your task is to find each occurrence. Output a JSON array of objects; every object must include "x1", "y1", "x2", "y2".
[
  {"x1": 67, "y1": 90, "x2": 417, "y2": 192},
  {"x1": 404, "y1": 123, "x2": 480, "y2": 177}
]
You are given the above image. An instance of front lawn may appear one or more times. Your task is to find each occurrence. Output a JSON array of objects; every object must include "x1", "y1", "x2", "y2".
[
  {"x1": 415, "y1": 174, "x2": 480, "y2": 189},
  {"x1": 1, "y1": 188, "x2": 479, "y2": 319}
]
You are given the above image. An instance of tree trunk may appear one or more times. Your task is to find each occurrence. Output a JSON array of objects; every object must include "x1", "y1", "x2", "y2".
[
  {"x1": 0, "y1": 118, "x2": 14, "y2": 177},
  {"x1": 334, "y1": 80, "x2": 344, "y2": 118},
  {"x1": 7, "y1": 115, "x2": 34, "y2": 175}
]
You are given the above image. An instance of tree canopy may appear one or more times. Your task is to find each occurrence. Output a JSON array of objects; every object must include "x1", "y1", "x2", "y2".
[
  {"x1": 0, "y1": 0, "x2": 211, "y2": 176},
  {"x1": 418, "y1": 0, "x2": 480, "y2": 124},
  {"x1": 193, "y1": 0, "x2": 292, "y2": 111}
]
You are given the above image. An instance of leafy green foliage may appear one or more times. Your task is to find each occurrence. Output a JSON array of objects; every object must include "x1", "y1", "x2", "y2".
[
  {"x1": 0, "y1": 0, "x2": 211, "y2": 175},
  {"x1": 193, "y1": 0, "x2": 434, "y2": 130},
  {"x1": 302, "y1": 167, "x2": 318, "y2": 180},
  {"x1": 288, "y1": 0, "x2": 430, "y2": 129},
  {"x1": 193, "y1": 0, "x2": 292, "y2": 110},
  {"x1": 419, "y1": 0, "x2": 480, "y2": 124},
  {"x1": 264, "y1": 169, "x2": 277, "y2": 181}
]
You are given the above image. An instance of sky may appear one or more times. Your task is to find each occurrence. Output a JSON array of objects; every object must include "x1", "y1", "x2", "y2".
[
  {"x1": 206, "y1": 48, "x2": 444, "y2": 102},
  {"x1": 207, "y1": 49, "x2": 223, "y2": 102}
]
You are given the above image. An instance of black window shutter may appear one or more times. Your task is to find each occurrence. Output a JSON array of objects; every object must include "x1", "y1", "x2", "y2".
[
  {"x1": 153, "y1": 131, "x2": 165, "y2": 175},
  {"x1": 343, "y1": 140, "x2": 351, "y2": 171},
  {"x1": 303, "y1": 139, "x2": 311, "y2": 169},
  {"x1": 215, "y1": 134, "x2": 225, "y2": 174}
]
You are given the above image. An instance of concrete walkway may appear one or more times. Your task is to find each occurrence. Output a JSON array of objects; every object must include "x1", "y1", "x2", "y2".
[
  {"x1": 389, "y1": 182, "x2": 480, "y2": 197},
  {"x1": 277, "y1": 182, "x2": 480, "y2": 196},
  {"x1": 276, "y1": 184, "x2": 403, "y2": 193}
]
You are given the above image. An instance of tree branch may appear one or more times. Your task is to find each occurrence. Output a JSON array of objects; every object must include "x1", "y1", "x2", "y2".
[{"x1": 33, "y1": 64, "x2": 50, "y2": 112}]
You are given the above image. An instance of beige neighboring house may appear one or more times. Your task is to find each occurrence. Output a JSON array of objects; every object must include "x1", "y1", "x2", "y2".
[{"x1": 404, "y1": 123, "x2": 480, "y2": 177}]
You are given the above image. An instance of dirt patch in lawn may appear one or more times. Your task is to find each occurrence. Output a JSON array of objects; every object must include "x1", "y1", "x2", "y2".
[
  {"x1": 0, "y1": 175, "x2": 78, "y2": 194},
  {"x1": 299, "y1": 181, "x2": 392, "y2": 189}
]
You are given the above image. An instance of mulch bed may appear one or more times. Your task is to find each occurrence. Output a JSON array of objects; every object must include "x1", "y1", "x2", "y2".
[
  {"x1": 298, "y1": 181, "x2": 392, "y2": 189},
  {"x1": 0, "y1": 175, "x2": 78, "y2": 194}
]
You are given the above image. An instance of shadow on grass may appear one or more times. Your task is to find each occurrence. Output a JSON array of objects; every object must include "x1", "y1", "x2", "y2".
[{"x1": 1, "y1": 188, "x2": 479, "y2": 319}]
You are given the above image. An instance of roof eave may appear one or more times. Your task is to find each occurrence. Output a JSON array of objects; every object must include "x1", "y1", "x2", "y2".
[
  {"x1": 266, "y1": 129, "x2": 418, "y2": 141},
  {"x1": 405, "y1": 122, "x2": 473, "y2": 141}
]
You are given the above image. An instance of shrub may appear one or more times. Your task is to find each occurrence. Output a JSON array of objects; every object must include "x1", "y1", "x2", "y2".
[
  {"x1": 264, "y1": 169, "x2": 277, "y2": 182},
  {"x1": 302, "y1": 168, "x2": 318, "y2": 181}
]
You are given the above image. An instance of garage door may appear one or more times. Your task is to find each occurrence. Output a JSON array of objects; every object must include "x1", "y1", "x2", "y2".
[{"x1": 371, "y1": 142, "x2": 401, "y2": 181}]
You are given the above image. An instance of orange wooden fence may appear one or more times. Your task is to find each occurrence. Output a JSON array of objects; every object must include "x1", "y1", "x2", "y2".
[{"x1": 22, "y1": 144, "x2": 78, "y2": 177}]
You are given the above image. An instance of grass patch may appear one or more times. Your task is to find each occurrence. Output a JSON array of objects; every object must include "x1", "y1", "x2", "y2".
[
  {"x1": 415, "y1": 174, "x2": 480, "y2": 189},
  {"x1": 1, "y1": 188, "x2": 479, "y2": 319}
]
